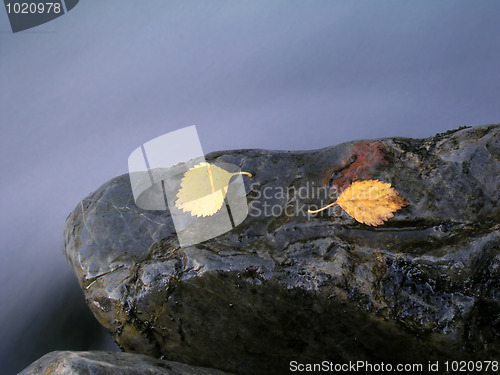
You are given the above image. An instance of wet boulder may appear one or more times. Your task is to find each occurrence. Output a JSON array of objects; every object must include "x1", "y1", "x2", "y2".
[
  {"x1": 64, "y1": 124, "x2": 499, "y2": 375},
  {"x1": 18, "y1": 351, "x2": 232, "y2": 375}
]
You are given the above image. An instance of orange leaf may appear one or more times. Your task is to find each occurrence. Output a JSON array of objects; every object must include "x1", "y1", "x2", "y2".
[{"x1": 308, "y1": 180, "x2": 408, "y2": 226}]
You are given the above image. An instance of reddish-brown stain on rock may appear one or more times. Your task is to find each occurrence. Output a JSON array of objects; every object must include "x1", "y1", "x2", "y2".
[{"x1": 326, "y1": 141, "x2": 389, "y2": 192}]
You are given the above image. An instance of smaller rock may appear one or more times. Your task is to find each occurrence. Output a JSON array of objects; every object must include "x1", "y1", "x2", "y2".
[{"x1": 18, "y1": 351, "x2": 233, "y2": 375}]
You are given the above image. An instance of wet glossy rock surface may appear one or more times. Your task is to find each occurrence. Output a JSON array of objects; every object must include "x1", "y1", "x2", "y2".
[
  {"x1": 18, "y1": 351, "x2": 232, "y2": 375},
  {"x1": 64, "y1": 125, "x2": 499, "y2": 375}
]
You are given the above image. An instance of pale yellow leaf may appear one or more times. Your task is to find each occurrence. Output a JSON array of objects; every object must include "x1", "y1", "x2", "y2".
[{"x1": 175, "y1": 162, "x2": 252, "y2": 217}]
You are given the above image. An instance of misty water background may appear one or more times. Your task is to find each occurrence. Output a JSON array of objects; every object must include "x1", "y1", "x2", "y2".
[{"x1": 1, "y1": 1, "x2": 499, "y2": 373}]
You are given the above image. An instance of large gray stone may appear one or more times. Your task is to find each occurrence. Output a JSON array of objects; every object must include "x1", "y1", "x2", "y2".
[
  {"x1": 64, "y1": 125, "x2": 500, "y2": 375},
  {"x1": 18, "y1": 351, "x2": 232, "y2": 375}
]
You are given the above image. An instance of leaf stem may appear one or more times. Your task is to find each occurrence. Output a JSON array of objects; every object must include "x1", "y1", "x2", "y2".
[
  {"x1": 307, "y1": 201, "x2": 337, "y2": 214},
  {"x1": 233, "y1": 171, "x2": 253, "y2": 178}
]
